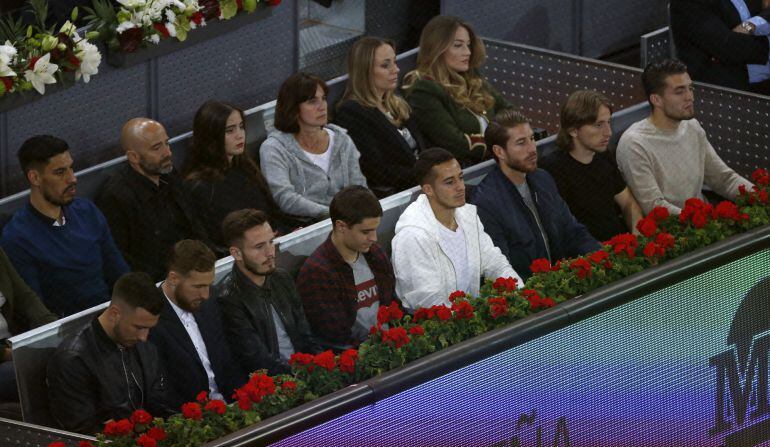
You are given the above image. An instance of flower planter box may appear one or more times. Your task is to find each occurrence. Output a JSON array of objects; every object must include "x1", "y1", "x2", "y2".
[
  {"x1": 0, "y1": 72, "x2": 77, "y2": 114},
  {"x1": 106, "y1": 5, "x2": 274, "y2": 68}
]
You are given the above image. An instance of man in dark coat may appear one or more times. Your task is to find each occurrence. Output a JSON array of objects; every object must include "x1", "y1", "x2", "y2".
[
  {"x1": 149, "y1": 240, "x2": 245, "y2": 410},
  {"x1": 470, "y1": 110, "x2": 599, "y2": 282},
  {"x1": 671, "y1": 0, "x2": 770, "y2": 94},
  {"x1": 96, "y1": 118, "x2": 213, "y2": 281}
]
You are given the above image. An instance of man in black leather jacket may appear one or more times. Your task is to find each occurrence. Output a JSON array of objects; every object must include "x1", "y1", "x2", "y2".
[
  {"x1": 216, "y1": 209, "x2": 322, "y2": 376},
  {"x1": 47, "y1": 272, "x2": 172, "y2": 434}
]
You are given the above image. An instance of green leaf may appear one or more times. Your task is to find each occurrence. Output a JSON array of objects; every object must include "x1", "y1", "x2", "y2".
[{"x1": 220, "y1": 0, "x2": 238, "y2": 19}]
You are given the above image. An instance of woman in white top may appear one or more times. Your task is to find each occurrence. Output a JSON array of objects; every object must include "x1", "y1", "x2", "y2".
[{"x1": 260, "y1": 72, "x2": 367, "y2": 221}]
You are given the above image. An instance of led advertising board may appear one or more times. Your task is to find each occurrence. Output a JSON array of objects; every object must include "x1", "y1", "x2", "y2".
[{"x1": 269, "y1": 248, "x2": 770, "y2": 446}]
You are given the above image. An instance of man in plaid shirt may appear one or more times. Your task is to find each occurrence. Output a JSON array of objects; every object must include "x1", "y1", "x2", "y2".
[{"x1": 297, "y1": 186, "x2": 398, "y2": 349}]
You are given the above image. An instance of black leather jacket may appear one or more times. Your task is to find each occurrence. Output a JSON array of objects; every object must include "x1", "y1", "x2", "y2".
[
  {"x1": 216, "y1": 265, "x2": 322, "y2": 376},
  {"x1": 46, "y1": 317, "x2": 172, "y2": 434}
]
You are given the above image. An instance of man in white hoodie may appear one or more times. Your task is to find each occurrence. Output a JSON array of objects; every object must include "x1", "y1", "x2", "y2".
[{"x1": 391, "y1": 148, "x2": 523, "y2": 311}]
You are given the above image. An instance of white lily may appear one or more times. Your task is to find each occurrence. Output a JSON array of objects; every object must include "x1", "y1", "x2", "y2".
[
  {"x1": 118, "y1": 0, "x2": 148, "y2": 8},
  {"x1": 116, "y1": 20, "x2": 139, "y2": 34},
  {"x1": 59, "y1": 20, "x2": 78, "y2": 37},
  {"x1": 0, "y1": 41, "x2": 17, "y2": 78},
  {"x1": 75, "y1": 40, "x2": 101, "y2": 83},
  {"x1": 23, "y1": 53, "x2": 58, "y2": 95}
]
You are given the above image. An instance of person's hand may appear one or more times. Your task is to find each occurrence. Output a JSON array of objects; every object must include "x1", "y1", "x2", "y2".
[
  {"x1": 733, "y1": 22, "x2": 755, "y2": 34},
  {"x1": 2, "y1": 347, "x2": 11, "y2": 362}
]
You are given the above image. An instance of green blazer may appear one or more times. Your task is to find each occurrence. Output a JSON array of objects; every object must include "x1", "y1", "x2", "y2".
[
  {"x1": 0, "y1": 248, "x2": 57, "y2": 336},
  {"x1": 405, "y1": 77, "x2": 512, "y2": 165}
]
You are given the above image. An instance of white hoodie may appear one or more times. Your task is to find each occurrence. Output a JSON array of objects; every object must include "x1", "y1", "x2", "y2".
[{"x1": 391, "y1": 194, "x2": 522, "y2": 311}]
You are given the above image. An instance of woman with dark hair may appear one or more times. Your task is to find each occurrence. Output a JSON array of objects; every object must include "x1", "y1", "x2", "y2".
[
  {"x1": 403, "y1": 15, "x2": 514, "y2": 166},
  {"x1": 260, "y1": 72, "x2": 367, "y2": 220},
  {"x1": 183, "y1": 100, "x2": 289, "y2": 246},
  {"x1": 335, "y1": 36, "x2": 425, "y2": 198}
]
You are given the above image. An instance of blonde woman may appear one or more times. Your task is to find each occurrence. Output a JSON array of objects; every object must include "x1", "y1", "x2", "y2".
[
  {"x1": 403, "y1": 15, "x2": 513, "y2": 166},
  {"x1": 335, "y1": 37, "x2": 425, "y2": 197}
]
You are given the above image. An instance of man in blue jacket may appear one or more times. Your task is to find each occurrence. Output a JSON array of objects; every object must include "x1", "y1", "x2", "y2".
[{"x1": 470, "y1": 110, "x2": 599, "y2": 281}]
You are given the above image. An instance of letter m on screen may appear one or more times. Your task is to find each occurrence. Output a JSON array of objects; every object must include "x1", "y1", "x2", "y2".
[{"x1": 710, "y1": 334, "x2": 770, "y2": 435}]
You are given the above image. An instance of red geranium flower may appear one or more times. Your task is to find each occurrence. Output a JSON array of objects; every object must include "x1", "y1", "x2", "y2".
[
  {"x1": 607, "y1": 233, "x2": 638, "y2": 258},
  {"x1": 655, "y1": 232, "x2": 675, "y2": 249},
  {"x1": 752, "y1": 168, "x2": 769, "y2": 186},
  {"x1": 587, "y1": 250, "x2": 611, "y2": 269},
  {"x1": 529, "y1": 258, "x2": 552, "y2": 274},
  {"x1": 181, "y1": 402, "x2": 203, "y2": 420},
  {"x1": 130, "y1": 409, "x2": 152, "y2": 425},
  {"x1": 339, "y1": 348, "x2": 358, "y2": 374},
  {"x1": 408, "y1": 325, "x2": 425, "y2": 336},
  {"x1": 48, "y1": 443, "x2": 66, "y2": 447},
  {"x1": 289, "y1": 352, "x2": 314, "y2": 368},
  {"x1": 313, "y1": 350, "x2": 336, "y2": 371},
  {"x1": 196, "y1": 391, "x2": 208, "y2": 403},
  {"x1": 451, "y1": 300, "x2": 474, "y2": 320},
  {"x1": 433, "y1": 304, "x2": 451, "y2": 321},
  {"x1": 103, "y1": 418, "x2": 134, "y2": 436},
  {"x1": 147, "y1": 426, "x2": 166, "y2": 441},
  {"x1": 522, "y1": 289, "x2": 554, "y2": 311},
  {"x1": 448, "y1": 290, "x2": 466, "y2": 302},
  {"x1": 381, "y1": 326, "x2": 410, "y2": 348},
  {"x1": 492, "y1": 276, "x2": 518, "y2": 292},
  {"x1": 136, "y1": 433, "x2": 157, "y2": 447},
  {"x1": 413, "y1": 307, "x2": 431, "y2": 322},
  {"x1": 487, "y1": 296, "x2": 508, "y2": 319},
  {"x1": 649, "y1": 206, "x2": 670, "y2": 221},
  {"x1": 205, "y1": 399, "x2": 227, "y2": 415},
  {"x1": 78, "y1": 442, "x2": 95, "y2": 447},
  {"x1": 635, "y1": 216, "x2": 658, "y2": 237},
  {"x1": 569, "y1": 258, "x2": 592, "y2": 279},
  {"x1": 281, "y1": 380, "x2": 297, "y2": 390}
]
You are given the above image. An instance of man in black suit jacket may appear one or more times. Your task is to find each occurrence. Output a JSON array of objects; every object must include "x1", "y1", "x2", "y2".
[
  {"x1": 671, "y1": 0, "x2": 770, "y2": 94},
  {"x1": 149, "y1": 240, "x2": 245, "y2": 410}
]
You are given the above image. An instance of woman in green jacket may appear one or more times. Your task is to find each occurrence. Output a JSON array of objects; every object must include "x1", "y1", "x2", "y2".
[{"x1": 403, "y1": 15, "x2": 513, "y2": 166}]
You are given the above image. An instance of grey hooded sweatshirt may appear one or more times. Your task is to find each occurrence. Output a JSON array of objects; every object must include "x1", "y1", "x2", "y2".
[{"x1": 259, "y1": 124, "x2": 367, "y2": 219}]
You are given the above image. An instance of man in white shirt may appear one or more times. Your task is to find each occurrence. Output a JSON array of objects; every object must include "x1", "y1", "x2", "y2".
[
  {"x1": 391, "y1": 148, "x2": 522, "y2": 311},
  {"x1": 617, "y1": 59, "x2": 753, "y2": 214},
  {"x1": 149, "y1": 239, "x2": 245, "y2": 409}
]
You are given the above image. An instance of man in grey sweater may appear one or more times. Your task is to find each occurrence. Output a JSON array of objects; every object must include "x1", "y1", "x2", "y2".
[{"x1": 617, "y1": 59, "x2": 753, "y2": 214}]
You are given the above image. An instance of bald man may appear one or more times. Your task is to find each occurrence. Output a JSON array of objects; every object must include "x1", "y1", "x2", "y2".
[{"x1": 96, "y1": 118, "x2": 211, "y2": 280}]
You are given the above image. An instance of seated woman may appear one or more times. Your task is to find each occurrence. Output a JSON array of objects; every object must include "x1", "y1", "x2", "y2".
[
  {"x1": 403, "y1": 15, "x2": 513, "y2": 166},
  {"x1": 335, "y1": 37, "x2": 425, "y2": 198},
  {"x1": 260, "y1": 73, "x2": 367, "y2": 220},
  {"x1": 0, "y1": 247, "x2": 57, "y2": 406},
  {"x1": 183, "y1": 100, "x2": 290, "y2": 246}
]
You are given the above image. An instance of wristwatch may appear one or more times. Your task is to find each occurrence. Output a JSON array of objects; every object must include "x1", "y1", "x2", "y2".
[{"x1": 741, "y1": 21, "x2": 756, "y2": 34}]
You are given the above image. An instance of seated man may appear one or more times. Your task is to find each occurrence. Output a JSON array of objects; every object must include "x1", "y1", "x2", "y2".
[
  {"x1": 670, "y1": 0, "x2": 770, "y2": 95},
  {"x1": 149, "y1": 239, "x2": 245, "y2": 410},
  {"x1": 617, "y1": 59, "x2": 753, "y2": 215},
  {"x1": 1, "y1": 135, "x2": 129, "y2": 317},
  {"x1": 470, "y1": 110, "x2": 599, "y2": 281},
  {"x1": 0, "y1": 247, "x2": 57, "y2": 405},
  {"x1": 297, "y1": 186, "x2": 397, "y2": 348},
  {"x1": 392, "y1": 148, "x2": 522, "y2": 312},
  {"x1": 47, "y1": 272, "x2": 172, "y2": 434},
  {"x1": 96, "y1": 118, "x2": 211, "y2": 281},
  {"x1": 540, "y1": 90, "x2": 644, "y2": 242},
  {"x1": 216, "y1": 209, "x2": 321, "y2": 376}
]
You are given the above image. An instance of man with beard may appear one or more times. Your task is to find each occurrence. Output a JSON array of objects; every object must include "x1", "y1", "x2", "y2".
[
  {"x1": 0, "y1": 135, "x2": 128, "y2": 316},
  {"x1": 469, "y1": 110, "x2": 599, "y2": 282},
  {"x1": 617, "y1": 59, "x2": 753, "y2": 215},
  {"x1": 392, "y1": 148, "x2": 521, "y2": 311},
  {"x1": 96, "y1": 118, "x2": 211, "y2": 281},
  {"x1": 47, "y1": 272, "x2": 172, "y2": 434},
  {"x1": 216, "y1": 209, "x2": 321, "y2": 375},
  {"x1": 149, "y1": 240, "x2": 245, "y2": 409},
  {"x1": 540, "y1": 90, "x2": 644, "y2": 242}
]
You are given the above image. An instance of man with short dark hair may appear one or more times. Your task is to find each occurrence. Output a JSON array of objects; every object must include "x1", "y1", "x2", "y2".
[
  {"x1": 1, "y1": 135, "x2": 129, "y2": 317},
  {"x1": 96, "y1": 118, "x2": 211, "y2": 281},
  {"x1": 392, "y1": 148, "x2": 521, "y2": 311},
  {"x1": 540, "y1": 90, "x2": 644, "y2": 241},
  {"x1": 297, "y1": 186, "x2": 397, "y2": 348},
  {"x1": 470, "y1": 110, "x2": 599, "y2": 281},
  {"x1": 216, "y1": 209, "x2": 321, "y2": 375},
  {"x1": 47, "y1": 272, "x2": 172, "y2": 434},
  {"x1": 149, "y1": 240, "x2": 245, "y2": 410},
  {"x1": 617, "y1": 59, "x2": 753, "y2": 214}
]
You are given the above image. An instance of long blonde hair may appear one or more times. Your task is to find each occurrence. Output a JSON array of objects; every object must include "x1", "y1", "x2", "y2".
[
  {"x1": 403, "y1": 15, "x2": 495, "y2": 114},
  {"x1": 341, "y1": 36, "x2": 411, "y2": 126}
]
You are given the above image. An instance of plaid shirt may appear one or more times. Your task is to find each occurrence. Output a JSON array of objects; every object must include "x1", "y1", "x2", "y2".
[{"x1": 296, "y1": 236, "x2": 397, "y2": 345}]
